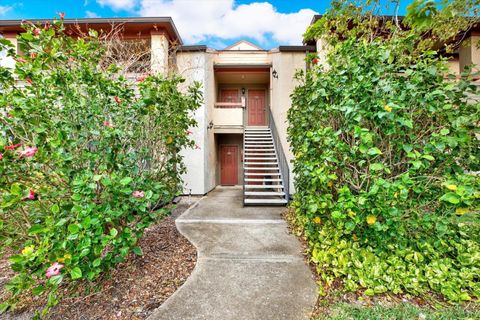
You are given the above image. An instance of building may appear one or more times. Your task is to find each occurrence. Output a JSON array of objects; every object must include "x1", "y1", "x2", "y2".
[{"x1": 1, "y1": 16, "x2": 479, "y2": 206}]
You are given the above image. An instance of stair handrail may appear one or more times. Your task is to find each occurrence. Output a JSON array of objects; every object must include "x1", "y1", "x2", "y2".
[
  {"x1": 268, "y1": 111, "x2": 290, "y2": 203},
  {"x1": 242, "y1": 97, "x2": 246, "y2": 206}
]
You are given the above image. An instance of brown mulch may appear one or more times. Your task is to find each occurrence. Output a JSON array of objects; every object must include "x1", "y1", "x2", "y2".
[{"x1": 1, "y1": 200, "x2": 198, "y2": 320}]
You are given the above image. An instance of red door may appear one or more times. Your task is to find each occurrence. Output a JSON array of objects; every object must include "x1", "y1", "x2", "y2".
[
  {"x1": 248, "y1": 90, "x2": 266, "y2": 126},
  {"x1": 220, "y1": 145, "x2": 238, "y2": 185}
]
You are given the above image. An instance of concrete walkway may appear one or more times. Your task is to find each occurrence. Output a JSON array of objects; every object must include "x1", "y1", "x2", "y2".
[{"x1": 148, "y1": 186, "x2": 317, "y2": 320}]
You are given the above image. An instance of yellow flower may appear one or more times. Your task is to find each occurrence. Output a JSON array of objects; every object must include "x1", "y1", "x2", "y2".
[
  {"x1": 446, "y1": 184, "x2": 457, "y2": 191},
  {"x1": 455, "y1": 207, "x2": 469, "y2": 215},
  {"x1": 394, "y1": 192, "x2": 398, "y2": 199},
  {"x1": 22, "y1": 245, "x2": 35, "y2": 256},
  {"x1": 313, "y1": 217, "x2": 321, "y2": 224},
  {"x1": 58, "y1": 253, "x2": 72, "y2": 263},
  {"x1": 366, "y1": 215, "x2": 377, "y2": 225},
  {"x1": 384, "y1": 105, "x2": 392, "y2": 112},
  {"x1": 166, "y1": 136, "x2": 173, "y2": 145},
  {"x1": 327, "y1": 181, "x2": 333, "y2": 187},
  {"x1": 347, "y1": 209, "x2": 356, "y2": 218}
]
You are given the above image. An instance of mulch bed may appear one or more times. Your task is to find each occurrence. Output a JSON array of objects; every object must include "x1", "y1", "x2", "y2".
[{"x1": 1, "y1": 200, "x2": 197, "y2": 320}]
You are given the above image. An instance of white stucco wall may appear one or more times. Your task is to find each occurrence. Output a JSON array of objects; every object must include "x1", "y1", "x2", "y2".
[
  {"x1": 177, "y1": 51, "x2": 215, "y2": 195},
  {"x1": 0, "y1": 34, "x2": 17, "y2": 68},
  {"x1": 270, "y1": 51, "x2": 307, "y2": 194},
  {"x1": 459, "y1": 34, "x2": 480, "y2": 73}
]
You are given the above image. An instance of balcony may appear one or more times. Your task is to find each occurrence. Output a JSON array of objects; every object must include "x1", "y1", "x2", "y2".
[{"x1": 212, "y1": 99, "x2": 245, "y2": 133}]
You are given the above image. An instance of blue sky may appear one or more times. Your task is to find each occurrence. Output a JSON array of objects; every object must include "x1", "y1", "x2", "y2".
[{"x1": 0, "y1": 1, "x2": 410, "y2": 49}]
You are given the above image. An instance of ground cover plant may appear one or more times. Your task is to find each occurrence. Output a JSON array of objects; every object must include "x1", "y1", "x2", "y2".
[
  {"x1": 0, "y1": 16, "x2": 201, "y2": 317},
  {"x1": 289, "y1": 0, "x2": 479, "y2": 304}
]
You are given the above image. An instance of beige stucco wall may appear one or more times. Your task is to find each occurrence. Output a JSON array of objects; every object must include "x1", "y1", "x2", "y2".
[
  {"x1": 270, "y1": 51, "x2": 307, "y2": 193},
  {"x1": 177, "y1": 50, "x2": 216, "y2": 195},
  {"x1": 215, "y1": 51, "x2": 271, "y2": 65},
  {"x1": 150, "y1": 31, "x2": 169, "y2": 75},
  {"x1": 459, "y1": 34, "x2": 480, "y2": 73}
]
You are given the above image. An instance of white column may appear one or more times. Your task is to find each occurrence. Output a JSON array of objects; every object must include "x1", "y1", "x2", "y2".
[
  {"x1": 459, "y1": 33, "x2": 480, "y2": 73},
  {"x1": 150, "y1": 31, "x2": 169, "y2": 75}
]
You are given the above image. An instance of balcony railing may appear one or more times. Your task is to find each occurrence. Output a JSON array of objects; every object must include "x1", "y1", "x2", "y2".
[{"x1": 212, "y1": 97, "x2": 246, "y2": 129}]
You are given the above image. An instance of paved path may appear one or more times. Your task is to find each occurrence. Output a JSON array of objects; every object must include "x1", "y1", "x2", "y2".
[{"x1": 148, "y1": 186, "x2": 317, "y2": 320}]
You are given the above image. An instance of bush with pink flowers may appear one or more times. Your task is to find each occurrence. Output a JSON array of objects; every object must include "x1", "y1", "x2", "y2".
[{"x1": 0, "y1": 18, "x2": 201, "y2": 316}]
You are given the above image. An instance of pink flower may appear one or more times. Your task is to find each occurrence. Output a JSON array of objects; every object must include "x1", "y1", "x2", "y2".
[
  {"x1": 4, "y1": 143, "x2": 22, "y2": 151},
  {"x1": 44, "y1": 22, "x2": 50, "y2": 30},
  {"x1": 16, "y1": 58, "x2": 28, "y2": 63},
  {"x1": 33, "y1": 28, "x2": 41, "y2": 36},
  {"x1": 18, "y1": 146, "x2": 38, "y2": 158},
  {"x1": 114, "y1": 96, "x2": 121, "y2": 104},
  {"x1": 46, "y1": 262, "x2": 64, "y2": 278},
  {"x1": 26, "y1": 78, "x2": 33, "y2": 85},
  {"x1": 23, "y1": 190, "x2": 36, "y2": 201},
  {"x1": 30, "y1": 52, "x2": 37, "y2": 59},
  {"x1": 58, "y1": 12, "x2": 65, "y2": 19},
  {"x1": 312, "y1": 58, "x2": 319, "y2": 65},
  {"x1": 136, "y1": 74, "x2": 147, "y2": 82},
  {"x1": 103, "y1": 121, "x2": 115, "y2": 128},
  {"x1": 132, "y1": 191, "x2": 144, "y2": 198},
  {"x1": 186, "y1": 130, "x2": 193, "y2": 135},
  {"x1": 0, "y1": 153, "x2": 3, "y2": 160}
]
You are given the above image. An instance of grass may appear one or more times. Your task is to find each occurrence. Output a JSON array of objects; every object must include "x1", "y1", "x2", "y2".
[{"x1": 314, "y1": 302, "x2": 480, "y2": 320}]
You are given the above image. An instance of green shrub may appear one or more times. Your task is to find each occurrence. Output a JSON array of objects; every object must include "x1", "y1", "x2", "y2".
[
  {"x1": 289, "y1": 3, "x2": 479, "y2": 302},
  {"x1": 0, "y1": 18, "x2": 201, "y2": 315}
]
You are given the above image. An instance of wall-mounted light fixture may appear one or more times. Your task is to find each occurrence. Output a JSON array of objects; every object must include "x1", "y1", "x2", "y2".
[
  {"x1": 207, "y1": 121, "x2": 214, "y2": 130},
  {"x1": 272, "y1": 69, "x2": 278, "y2": 79},
  {"x1": 241, "y1": 87, "x2": 246, "y2": 95}
]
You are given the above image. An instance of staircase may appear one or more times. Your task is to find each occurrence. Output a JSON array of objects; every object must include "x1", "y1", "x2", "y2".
[{"x1": 243, "y1": 126, "x2": 288, "y2": 206}]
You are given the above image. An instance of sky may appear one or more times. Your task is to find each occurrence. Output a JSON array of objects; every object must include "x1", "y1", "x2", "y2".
[{"x1": 0, "y1": 1, "x2": 411, "y2": 49}]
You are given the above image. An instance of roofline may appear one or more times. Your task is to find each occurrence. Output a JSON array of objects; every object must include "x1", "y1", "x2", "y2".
[
  {"x1": 178, "y1": 45, "x2": 208, "y2": 52},
  {"x1": 0, "y1": 17, "x2": 183, "y2": 44},
  {"x1": 278, "y1": 45, "x2": 316, "y2": 52},
  {"x1": 224, "y1": 39, "x2": 265, "y2": 51}
]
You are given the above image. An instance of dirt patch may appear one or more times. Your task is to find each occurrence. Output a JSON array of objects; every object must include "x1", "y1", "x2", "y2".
[{"x1": 1, "y1": 198, "x2": 198, "y2": 320}]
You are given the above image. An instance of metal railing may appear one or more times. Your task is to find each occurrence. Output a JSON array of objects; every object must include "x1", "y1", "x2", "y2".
[
  {"x1": 268, "y1": 112, "x2": 290, "y2": 203},
  {"x1": 242, "y1": 102, "x2": 247, "y2": 206}
]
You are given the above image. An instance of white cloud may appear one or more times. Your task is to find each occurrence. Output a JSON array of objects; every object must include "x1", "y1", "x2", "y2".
[
  {"x1": 86, "y1": 10, "x2": 101, "y2": 18},
  {"x1": 138, "y1": 0, "x2": 316, "y2": 46},
  {"x1": 0, "y1": 5, "x2": 13, "y2": 16},
  {"x1": 97, "y1": 0, "x2": 137, "y2": 11}
]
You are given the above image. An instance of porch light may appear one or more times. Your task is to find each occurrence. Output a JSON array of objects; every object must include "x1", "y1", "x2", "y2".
[
  {"x1": 241, "y1": 88, "x2": 246, "y2": 95},
  {"x1": 272, "y1": 69, "x2": 278, "y2": 79}
]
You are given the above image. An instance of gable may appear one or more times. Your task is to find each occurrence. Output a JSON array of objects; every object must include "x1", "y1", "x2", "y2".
[{"x1": 224, "y1": 40, "x2": 264, "y2": 51}]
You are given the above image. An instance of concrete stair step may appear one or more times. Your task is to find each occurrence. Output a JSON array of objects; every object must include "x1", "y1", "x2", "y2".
[
  {"x1": 245, "y1": 178, "x2": 283, "y2": 182},
  {"x1": 244, "y1": 198, "x2": 288, "y2": 205},
  {"x1": 245, "y1": 185, "x2": 283, "y2": 189},
  {"x1": 245, "y1": 172, "x2": 281, "y2": 176},
  {"x1": 244, "y1": 153, "x2": 276, "y2": 156},
  {"x1": 244, "y1": 157, "x2": 276, "y2": 160},
  {"x1": 245, "y1": 191, "x2": 286, "y2": 196},
  {"x1": 244, "y1": 167, "x2": 280, "y2": 171}
]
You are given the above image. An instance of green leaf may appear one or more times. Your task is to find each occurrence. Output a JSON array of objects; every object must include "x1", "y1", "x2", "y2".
[
  {"x1": 110, "y1": 228, "x2": 118, "y2": 237},
  {"x1": 369, "y1": 163, "x2": 384, "y2": 171},
  {"x1": 51, "y1": 204, "x2": 60, "y2": 214},
  {"x1": 120, "y1": 177, "x2": 132, "y2": 186},
  {"x1": 70, "y1": 267, "x2": 82, "y2": 280},
  {"x1": 422, "y1": 154, "x2": 435, "y2": 161},
  {"x1": 28, "y1": 225, "x2": 48, "y2": 235},
  {"x1": 367, "y1": 147, "x2": 382, "y2": 156},
  {"x1": 133, "y1": 246, "x2": 143, "y2": 256},
  {"x1": 68, "y1": 224, "x2": 80, "y2": 234},
  {"x1": 440, "y1": 128, "x2": 450, "y2": 135},
  {"x1": 439, "y1": 192, "x2": 460, "y2": 204},
  {"x1": 32, "y1": 285, "x2": 46, "y2": 295},
  {"x1": 0, "y1": 302, "x2": 9, "y2": 314},
  {"x1": 92, "y1": 258, "x2": 101, "y2": 267},
  {"x1": 364, "y1": 288, "x2": 375, "y2": 296}
]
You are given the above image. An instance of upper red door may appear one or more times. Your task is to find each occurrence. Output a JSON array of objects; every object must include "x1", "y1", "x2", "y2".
[
  {"x1": 220, "y1": 145, "x2": 238, "y2": 185},
  {"x1": 248, "y1": 90, "x2": 266, "y2": 126}
]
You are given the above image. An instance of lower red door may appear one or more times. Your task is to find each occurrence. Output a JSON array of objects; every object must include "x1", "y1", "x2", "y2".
[{"x1": 220, "y1": 145, "x2": 238, "y2": 185}]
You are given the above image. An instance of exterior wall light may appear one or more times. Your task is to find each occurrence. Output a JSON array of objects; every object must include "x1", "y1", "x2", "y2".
[
  {"x1": 272, "y1": 69, "x2": 278, "y2": 79},
  {"x1": 241, "y1": 87, "x2": 246, "y2": 95},
  {"x1": 207, "y1": 121, "x2": 214, "y2": 130}
]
